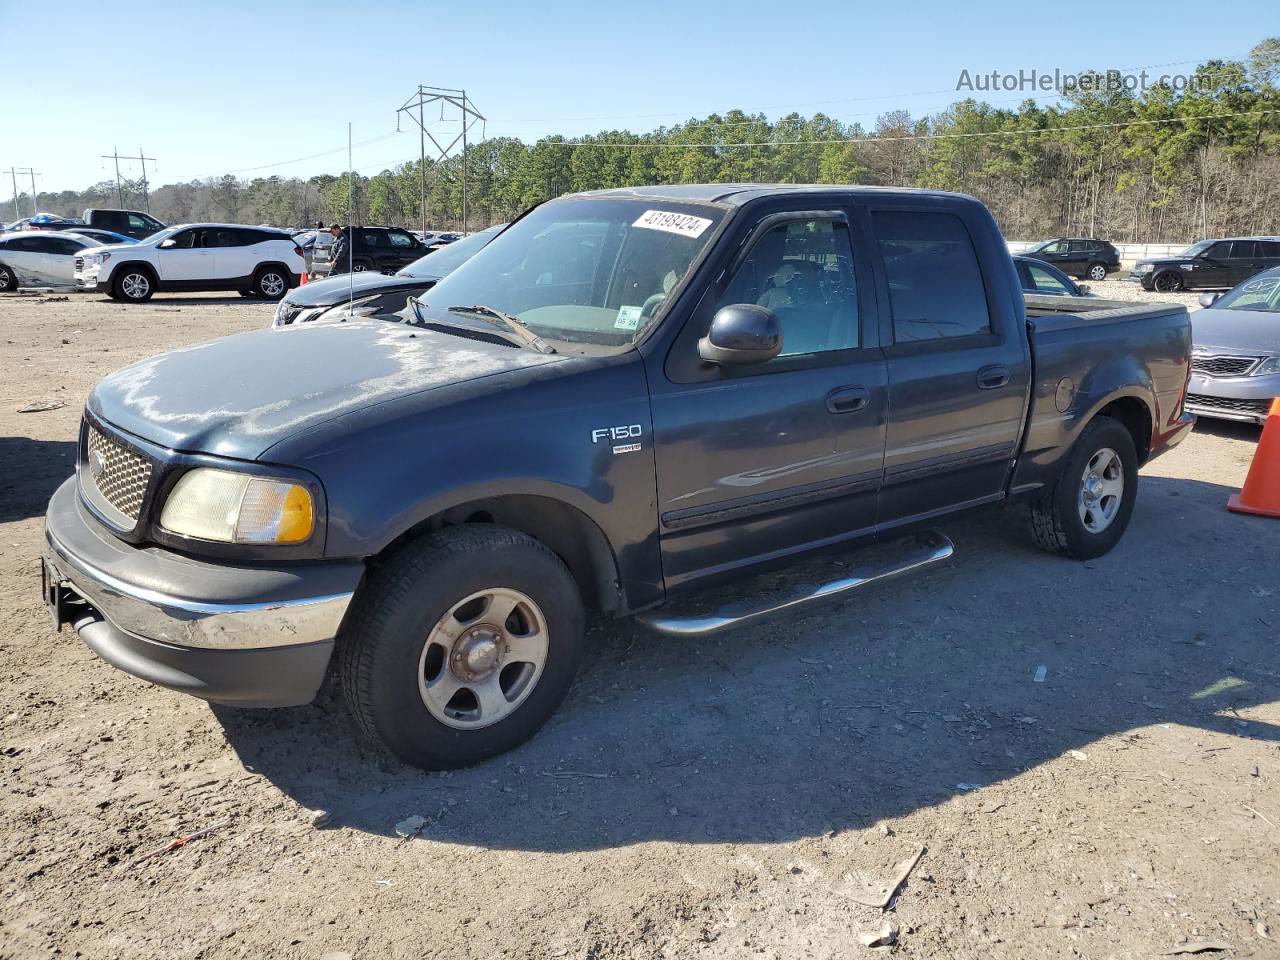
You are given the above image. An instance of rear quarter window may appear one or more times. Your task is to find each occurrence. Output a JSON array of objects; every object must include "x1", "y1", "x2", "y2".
[{"x1": 873, "y1": 210, "x2": 991, "y2": 343}]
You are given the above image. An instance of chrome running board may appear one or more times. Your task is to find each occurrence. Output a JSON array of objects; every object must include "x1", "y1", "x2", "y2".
[{"x1": 635, "y1": 531, "x2": 954, "y2": 638}]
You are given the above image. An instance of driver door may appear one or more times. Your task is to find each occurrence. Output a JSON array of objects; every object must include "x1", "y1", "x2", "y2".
[
  {"x1": 647, "y1": 206, "x2": 888, "y2": 590},
  {"x1": 159, "y1": 228, "x2": 215, "y2": 281}
]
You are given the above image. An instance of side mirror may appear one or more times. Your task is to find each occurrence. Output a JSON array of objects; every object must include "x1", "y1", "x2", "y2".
[
  {"x1": 158, "y1": 238, "x2": 176, "y2": 249},
  {"x1": 1199, "y1": 291, "x2": 1221, "y2": 307},
  {"x1": 698, "y1": 304, "x2": 782, "y2": 365},
  {"x1": 1076, "y1": 283, "x2": 1091, "y2": 296}
]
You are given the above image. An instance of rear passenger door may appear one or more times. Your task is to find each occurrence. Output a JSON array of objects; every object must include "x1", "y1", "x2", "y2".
[
  {"x1": 207, "y1": 228, "x2": 255, "y2": 281},
  {"x1": 387, "y1": 230, "x2": 421, "y2": 270},
  {"x1": 869, "y1": 203, "x2": 1030, "y2": 529}
]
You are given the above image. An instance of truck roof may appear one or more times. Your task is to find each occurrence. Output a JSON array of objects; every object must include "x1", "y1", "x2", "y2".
[{"x1": 574, "y1": 183, "x2": 976, "y2": 206}]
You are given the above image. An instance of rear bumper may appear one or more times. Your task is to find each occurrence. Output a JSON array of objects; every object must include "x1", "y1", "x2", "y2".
[{"x1": 43, "y1": 477, "x2": 363, "y2": 707}]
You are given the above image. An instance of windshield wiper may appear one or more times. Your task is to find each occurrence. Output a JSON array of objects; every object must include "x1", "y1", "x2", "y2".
[{"x1": 446, "y1": 304, "x2": 557, "y2": 355}]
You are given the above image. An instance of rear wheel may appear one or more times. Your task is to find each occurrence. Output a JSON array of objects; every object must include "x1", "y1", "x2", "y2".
[
  {"x1": 253, "y1": 266, "x2": 289, "y2": 300},
  {"x1": 352, "y1": 259, "x2": 371, "y2": 273},
  {"x1": 1087, "y1": 262, "x2": 1107, "y2": 282},
  {"x1": 1029, "y1": 416, "x2": 1138, "y2": 560},
  {"x1": 338, "y1": 525, "x2": 585, "y2": 771},
  {"x1": 1153, "y1": 271, "x2": 1183, "y2": 293},
  {"x1": 0, "y1": 263, "x2": 17, "y2": 292},
  {"x1": 114, "y1": 268, "x2": 154, "y2": 303}
]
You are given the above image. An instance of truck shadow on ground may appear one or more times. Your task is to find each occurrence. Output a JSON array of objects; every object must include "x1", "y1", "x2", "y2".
[
  {"x1": 0, "y1": 437, "x2": 77, "y2": 522},
  {"x1": 214, "y1": 473, "x2": 1280, "y2": 852}
]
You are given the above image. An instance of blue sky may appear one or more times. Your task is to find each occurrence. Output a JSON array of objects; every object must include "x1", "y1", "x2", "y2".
[{"x1": 2, "y1": 0, "x2": 1273, "y2": 193}]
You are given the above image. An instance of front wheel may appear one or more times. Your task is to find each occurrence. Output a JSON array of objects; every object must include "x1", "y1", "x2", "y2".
[
  {"x1": 1029, "y1": 416, "x2": 1138, "y2": 560},
  {"x1": 0, "y1": 263, "x2": 17, "y2": 292},
  {"x1": 114, "y1": 268, "x2": 154, "y2": 303},
  {"x1": 1153, "y1": 271, "x2": 1183, "y2": 293},
  {"x1": 1087, "y1": 263, "x2": 1108, "y2": 282},
  {"x1": 338, "y1": 525, "x2": 585, "y2": 771}
]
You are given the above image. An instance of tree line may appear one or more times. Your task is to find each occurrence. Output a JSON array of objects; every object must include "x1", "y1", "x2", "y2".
[{"x1": 18, "y1": 39, "x2": 1280, "y2": 244}]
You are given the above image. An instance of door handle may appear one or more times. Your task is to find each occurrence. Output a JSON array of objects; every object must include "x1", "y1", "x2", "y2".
[
  {"x1": 826, "y1": 385, "x2": 871, "y2": 414},
  {"x1": 976, "y1": 365, "x2": 1010, "y2": 390}
]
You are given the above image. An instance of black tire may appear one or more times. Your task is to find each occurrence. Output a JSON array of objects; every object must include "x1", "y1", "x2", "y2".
[
  {"x1": 0, "y1": 262, "x2": 17, "y2": 292},
  {"x1": 238, "y1": 289, "x2": 259, "y2": 299},
  {"x1": 1152, "y1": 271, "x2": 1183, "y2": 293},
  {"x1": 113, "y1": 267, "x2": 154, "y2": 303},
  {"x1": 252, "y1": 266, "x2": 289, "y2": 301},
  {"x1": 1086, "y1": 262, "x2": 1108, "y2": 282},
  {"x1": 352, "y1": 259, "x2": 371, "y2": 273},
  {"x1": 1029, "y1": 416, "x2": 1139, "y2": 560},
  {"x1": 338, "y1": 525, "x2": 586, "y2": 771}
]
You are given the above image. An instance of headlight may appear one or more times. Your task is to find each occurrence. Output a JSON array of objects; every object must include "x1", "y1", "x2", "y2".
[
  {"x1": 1253, "y1": 356, "x2": 1280, "y2": 377},
  {"x1": 160, "y1": 468, "x2": 314, "y2": 544},
  {"x1": 97, "y1": 253, "x2": 111, "y2": 265},
  {"x1": 1136, "y1": 263, "x2": 1154, "y2": 273},
  {"x1": 315, "y1": 295, "x2": 382, "y2": 323}
]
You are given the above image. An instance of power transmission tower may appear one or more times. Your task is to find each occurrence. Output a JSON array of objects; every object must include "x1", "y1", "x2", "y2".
[
  {"x1": 396, "y1": 86, "x2": 485, "y2": 234},
  {"x1": 101, "y1": 147, "x2": 157, "y2": 210},
  {"x1": 5, "y1": 167, "x2": 38, "y2": 218}
]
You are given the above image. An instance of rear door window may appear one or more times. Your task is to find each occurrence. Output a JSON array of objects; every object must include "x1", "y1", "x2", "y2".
[
  {"x1": 873, "y1": 210, "x2": 991, "y2": 343},
  {"x1": 388, "y1": 231, "x2": 415, "y2": 248},
  {"x1": 1230, "y1": 241, "x2": 1260, "y2": 259}
]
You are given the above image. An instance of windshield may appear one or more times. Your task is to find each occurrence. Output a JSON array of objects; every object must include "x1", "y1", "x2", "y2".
[
  {"x1": 141, "y1": 226, "x2": 181, "y2": 245},
  {"x1": 398, "y1": 224, "x2": 505, "y2": 278},
  {"x1": 412, "y1": 197, "x2": 725, "y2": 347},
  {"x1": 1179, "y1": 240, "x2": 1214, "y2": 258},
  {"x1": 1214, "y1": 269, "x2": 1280, "y2": 312}
]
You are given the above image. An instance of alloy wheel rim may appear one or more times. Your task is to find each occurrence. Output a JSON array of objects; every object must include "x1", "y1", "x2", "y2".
[
  {"x1": 261, "y1": 273, "x2": 285, "y2": 296},
  {"x1": 1090, "y1": 265, "x2": 1106, "y2": 280},
  {"x1": 1078, "y1": 446, "x2": 1124, "y2": 533},
  {"x1": 122, "y1": 273, "x2": 149, "y2": 299},
  {"x1": 417, "y1": 587, "x2": 549, "y2": 730}
]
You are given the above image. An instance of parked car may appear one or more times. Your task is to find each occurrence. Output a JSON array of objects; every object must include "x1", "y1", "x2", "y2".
[
  {"x1": 0, "y1": 230, "x2": 97, "y2": 290},
  {"x1": 1131, "y1": 237, "x2": 1280, "y2": 293},
  {"x1": 321, "y1": 225, "x2": 428, "y2": 275},
  {"x1": 81, "y1": 208, "x2": 166, "y2": 241},
  {"x1": 1183, "y1": 267, "x2": 1280, "y2": 425},
  {"x1": 1013, "y1": 255, "x2": 1095, "y2": 298},
  {"x1": 74, "y1": 224, "x2": 306, "y2": 302},
  {"x1": 273, "y1": 223, "x2": 506, "y2": 326},
  {"x1": 67, "y1": 228, "x2": 137, "y2": 247},
  {"x1": 1021, "y1": 237, "x2": 1120, "y2": 281},
  {"x1": 42, "y1": 185, "x2": 1193, "y2": 771}
]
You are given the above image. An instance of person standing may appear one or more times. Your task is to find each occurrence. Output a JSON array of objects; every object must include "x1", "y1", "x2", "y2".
[{"x1": 327, "y1": 223, "x2": 352, "y2": 277}]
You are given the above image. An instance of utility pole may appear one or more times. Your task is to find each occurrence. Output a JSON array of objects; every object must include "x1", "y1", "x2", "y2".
[
  {"x1": 101, "y1": 147, "x2": 156, "y2": 209},
  {"x1": 5, "y1": 167, "x2": 38, "y2": 217},
  {"x1": 396, "y1": 86, "x2": 485, "y2": 233}
]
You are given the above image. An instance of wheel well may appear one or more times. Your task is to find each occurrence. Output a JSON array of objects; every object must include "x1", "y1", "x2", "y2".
[
  {"x1": 255, "y1": 261, "x2": 293, "y2": 278},
  {"x1": 379, "y1": 495, "x2": 623, "y2": 614},
  {"x1": 113, "y1": 261, "x2": 158, "y2": 284},
  {"x1": 1097, "y1": 397, "x2": 1153, "y2": 463}
]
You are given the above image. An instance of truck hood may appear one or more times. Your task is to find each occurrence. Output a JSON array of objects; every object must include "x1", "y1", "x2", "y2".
[
  {"x1": 88, "y1": 320, "x2": 563, "y2": 460},
  {"x1": 1191, "y1": 306, "x2": 1280, "y2": 353}
]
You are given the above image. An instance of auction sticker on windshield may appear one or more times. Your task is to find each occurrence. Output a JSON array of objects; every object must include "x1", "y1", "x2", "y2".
[{"x1": 633, "y1": 210, "x2": 713, "y2": 238}]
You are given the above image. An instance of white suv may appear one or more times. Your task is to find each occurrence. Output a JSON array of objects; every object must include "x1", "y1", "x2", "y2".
[{"x1": 75, "y1": 224, "x2": 306, "y2": 303}]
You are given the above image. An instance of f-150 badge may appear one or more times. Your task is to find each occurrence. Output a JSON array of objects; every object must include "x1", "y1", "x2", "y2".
[{"x1": 592, "y1": 424, "x2": 643, "y2": 454}]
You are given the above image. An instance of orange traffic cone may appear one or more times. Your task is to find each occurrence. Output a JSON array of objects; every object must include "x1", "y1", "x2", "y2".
[
  {"x1": 1227, "y1": 397, "x2": 1280, "y2": 518},
  {"x1": 298, "y1": 270, "x2": 309, "y2": 286}
]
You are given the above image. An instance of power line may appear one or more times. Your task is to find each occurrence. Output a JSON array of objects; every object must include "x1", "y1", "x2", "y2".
[
  {"x1": 6, "y1": 167, "x2": 38, "y2": 219},
  {"x1": 541, "y1": 107, "x2": 1280, "y2": 150},
  {"x1": 395, "y1": 85, "x2": 485, "y2": 233},
  {"x1": 101, "y1": 148, "x2": 156, "y2": 210}
]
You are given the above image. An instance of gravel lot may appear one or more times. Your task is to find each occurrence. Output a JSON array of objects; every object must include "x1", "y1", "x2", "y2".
[{"x1": 1, "y1": 288, "x2": 1277, "y2": 960}]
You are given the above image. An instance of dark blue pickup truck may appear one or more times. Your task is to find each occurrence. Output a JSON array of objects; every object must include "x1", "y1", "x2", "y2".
[{"x1": 42, "y1": 185, "x2": 1195, "y2": 770}]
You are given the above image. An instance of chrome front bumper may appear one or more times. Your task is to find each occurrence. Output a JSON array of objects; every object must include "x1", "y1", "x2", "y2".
[{"x1": 43, "y1": 477, "x2": 363, "y2": 706}]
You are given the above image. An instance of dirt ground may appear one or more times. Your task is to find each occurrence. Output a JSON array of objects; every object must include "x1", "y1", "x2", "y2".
[{"x1": 1, "y1": 287, "x2": 1277, "y2": 960}]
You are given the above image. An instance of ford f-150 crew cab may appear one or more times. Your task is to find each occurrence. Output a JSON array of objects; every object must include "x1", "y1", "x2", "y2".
[{"x1": 42, "y1": 185, "x2": 1195, "y2": 771}]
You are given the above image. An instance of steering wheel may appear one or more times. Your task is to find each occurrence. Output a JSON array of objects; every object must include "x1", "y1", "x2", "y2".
[{"x1": 639, "y1": 292, "x2": 666, "y2": 321}]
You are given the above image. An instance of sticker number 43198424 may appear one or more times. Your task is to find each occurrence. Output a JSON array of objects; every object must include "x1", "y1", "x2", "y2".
[{"x1": 633, "y1": 210, "x2": 713, "y2": 238}]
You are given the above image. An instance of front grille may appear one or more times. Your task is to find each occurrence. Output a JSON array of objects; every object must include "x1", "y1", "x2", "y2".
[
  {"x1": 74, "y1": 257, "x2": 84, "y2": 272},
  {"x1": 275, "y1": 301, "x2": 302, "y2": 326},
  {"x1": 1186, "y1": 394, "x2": 1272, "y2": 418},
  {"x1": 85, "y1": 425, "x2": 152, "y2": 520},
  {"x1": 1191, "y1": 355, "x2": 1258, "y2": 377}
]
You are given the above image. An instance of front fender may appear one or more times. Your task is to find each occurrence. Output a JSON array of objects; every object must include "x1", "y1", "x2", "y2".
[{"x1": 267, "y1": 353, "x2": 665, "y2": 610}]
